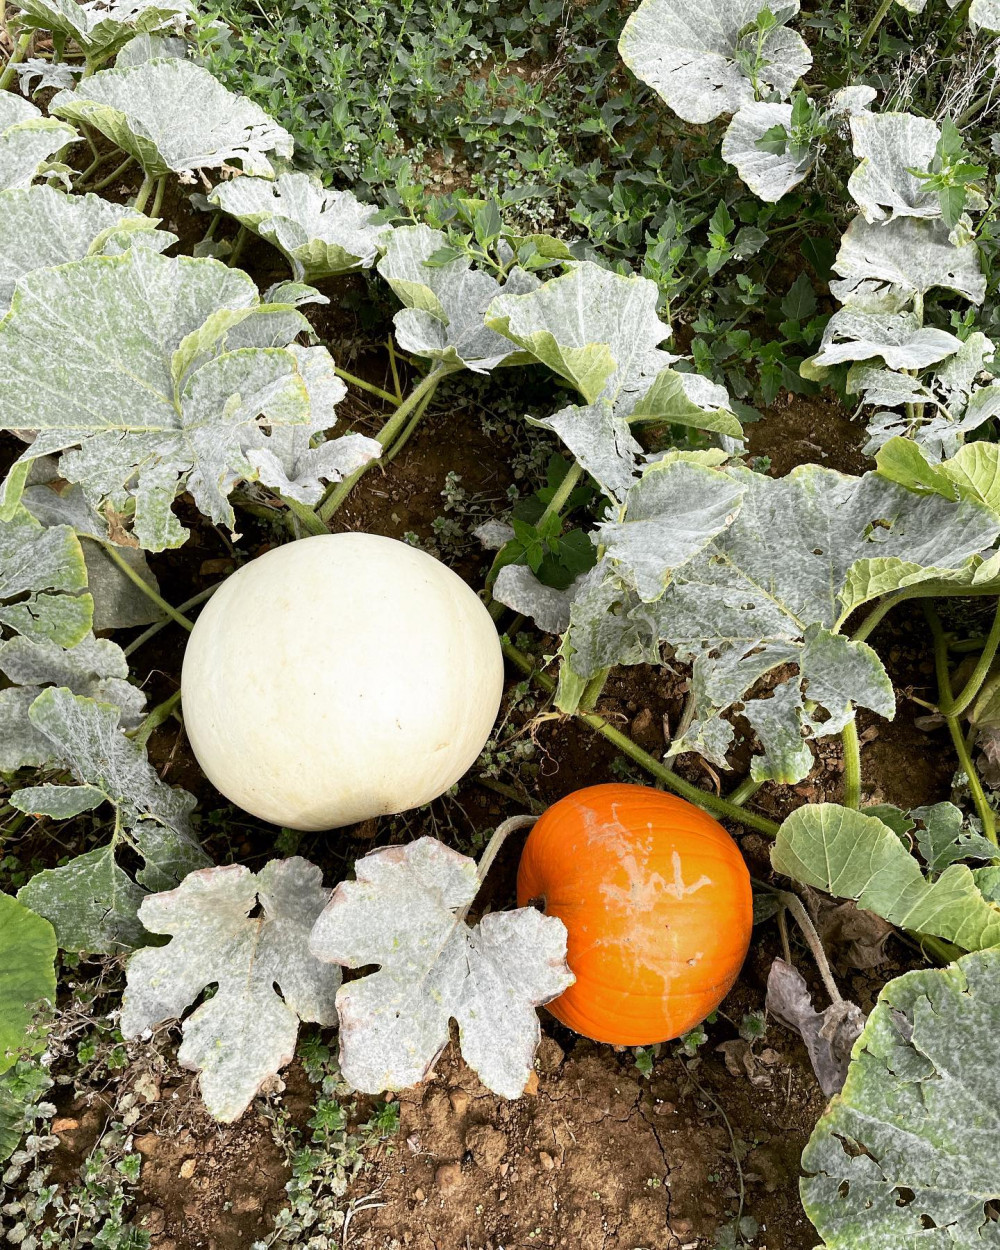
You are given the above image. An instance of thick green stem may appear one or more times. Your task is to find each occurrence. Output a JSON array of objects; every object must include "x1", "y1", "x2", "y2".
[
  {"x1": 926, "y1": 602, "x2": 998, "y2": 845},
  {"x1": 727, "y1": 777, "x2": 763, "y2": 808},
  {"x1": 577, "y1": 669, "x2": 609, "y2": 713},
  {"x1": 841, "y1": 718, "x2": 862, "y2": 809},
  {"x1": 280, "y1": 492, "x2": 329, "y2": 536},
  {"x1": 85, "y1": 537, "x2": 195, "y2": 632},
  {"x1": 317, "y1": 363, "x2": 454, "y2": 521},
  {"x1": 858, "y1": 0, "x2": 892, "y2": 50},
  {"x1": 130, "y1": 689, "x2": 182, "y2": 747},
  {"x1": 538, "y1": 461, "x2": 585, "y2": 530},
  {"x1": 333, "y1": 366, "x2": 400, "y2": 407},
  {"x1": 149, "y1": 174, "x2": 167, "y2": 221},
  {"x1": 0, "y1": 31, "x2": 31, "y2": 91},
  {"x1": 940, "y1": 597, "x2": 1000, "y2": 719},
  {"x1": 132, "y1": 173, "x2": 156, "y2": 215},
  {"x1": 90, "y1": 154, "x2": 134, "y2": 193},
  {"x1": 502, "y1": 641, "x2": 780, "y2": 836},
  {"x1": 386, "y1": 387, "x2": 434, "y2": 463},
  {"x1": 124, "y1": 584, "x2": 220, "y2": 656}
]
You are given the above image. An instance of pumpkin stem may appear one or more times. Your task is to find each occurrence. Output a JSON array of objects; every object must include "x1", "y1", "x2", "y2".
[
  {"x1": 777, "y1": 890, "x2": 842, "y2": 1005},
  {"x1": 457, "y1": 814, "x2": 537, "y2": 924}
]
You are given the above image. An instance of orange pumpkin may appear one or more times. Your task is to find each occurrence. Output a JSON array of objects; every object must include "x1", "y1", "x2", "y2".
[{"x1": 516, "y1": 783, "x2": 752, "y2": 1045}]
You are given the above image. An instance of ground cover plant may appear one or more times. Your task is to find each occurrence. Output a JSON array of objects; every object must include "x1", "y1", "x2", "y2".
[{"x1": 3, "y1": 0, "x2": 1000, "y2": 1246}]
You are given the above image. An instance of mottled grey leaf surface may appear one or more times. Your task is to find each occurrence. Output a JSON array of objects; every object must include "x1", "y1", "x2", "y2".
[
  {"x1": 0, "y1": 507, "x2": 92, "y2": 646},
  {"x1": 765, "y1": 958, "x2": 865, "y2": 1095},
  {"x1": 721, "y1": 102, "x2": 812, "y2": 201},
  {"x1": 531, "y1": 401, "x2": 644, "y2": 503},
  {"x1": 50, "y1": 59, "x2": 292, "y2": 178},
  {"x1": 802, "y1": 948, "x2": 1000, "y2": 1249},
  {"x1": 771, "y1": 803, "x2": 1000, "y2": 950},
  {"x1": 653, "y1": 465, "x2": 998, "y2": 780},
  {"x1": 618, "y1": 0, "x2": 811, "y2": 124},
  {"x1": 16, "y1": 57, "x2": 83, "y2": 94},
  {"x1": 310, "y1": 838, "x2": 573, "y2": 1098},
  {"x1": 491, "y1": 564, "x2": 582, "y2": 634},
  {"x1": 0, "y1": 249, "x2": 342, "y2": 549},
  {"x1": 0, "y1": 184, "x2": 172, "y2": 313},
  {"x1": 847, "y1": 112, "x2": 940, "y2": 222},
  {"x1": 114, "y1": 30, "x2": 188, "y2": 64},
  {"x1": 971, "y1": 0, "x2": 1000, "y2": 28},
  {"x1": 13, "y1": 0, "x2": 192, "y2": 57},
  {"x1": 0, "y1": 95, "x2": 78, "y2": 191},
  {"x1": 487, "y1": 262, "x2": 670, "y2": 403},
  {"x1": 0, "y1": 633, "x2": 144, "y2": 770},
  {"x1": 803, "y1": 308, "x2": 963, "y2": 377},
  {"x1": 210, "y1": 175, "x2": 389, "y2": 282},
  {"x1": 15, "y1": 688, "x2": 207, "y2": 953},
  {"x1": 120, "y1": 859, "x2": 339, "y2": 1122},
  {"x1": 830, "y1": 215, "x2": 985, "y2": 306},
  {"x1": 910, "y1": 802, "x2": 997, "y2": 873},
  {"x1": 377, "y1": 225, "x2": 536, "y2": 372}
]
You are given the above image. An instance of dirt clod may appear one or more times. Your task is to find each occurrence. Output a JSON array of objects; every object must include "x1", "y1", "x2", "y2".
[
  {"x1": 465, "y1": 1123, "x2": 508, "y2": 1170},
  {"x1": 434, "y1": 1161, "x2": 462, "y2": 1194}
]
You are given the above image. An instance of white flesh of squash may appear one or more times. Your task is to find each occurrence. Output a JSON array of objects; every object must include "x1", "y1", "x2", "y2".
[{"x1": 181, "y1": 533, "x2": 504, "y2": 830}]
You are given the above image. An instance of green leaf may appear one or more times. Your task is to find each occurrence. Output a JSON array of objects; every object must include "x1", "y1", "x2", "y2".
[
  {"x1": 14, "y1": 0, "x2": 192, "y2": 59},
  {"x1": 910, "y1": 802, "x2": 997, "y2": 873},
  {"x1": 781, "y1": 271, "x2": 817, "y2": 321},
  {"x1": 771, "y1": 803, "x2": 1000, "y2": 950},
  {"x1": 15, "y1": 688, "x2": 208, "y2": 953},
  {"x1": 0, "y1": 94, "x2": 78, "y2": 192},
  {"x1": 0, "y1": 508, "x2": 92, "y2": 646},
  {"x1": 802, "y1": 948, "x2": 1000, "y2": 1249},
  {"x1": 0, "y1": 894, "x2": 56, "y2": 1074}
]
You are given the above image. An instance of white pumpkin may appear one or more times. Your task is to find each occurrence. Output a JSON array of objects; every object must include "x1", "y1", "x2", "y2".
[{"x1": 181, "y1": 533, "x2": 504, "y2": 830}]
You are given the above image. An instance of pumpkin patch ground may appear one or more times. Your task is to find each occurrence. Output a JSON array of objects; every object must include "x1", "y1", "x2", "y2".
[{"x1": 4, "y1": 1, "x2": 1000, "y2": 1247}]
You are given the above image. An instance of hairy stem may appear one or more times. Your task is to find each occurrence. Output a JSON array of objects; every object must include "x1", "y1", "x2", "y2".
[
  {"x1": 132, "y1": 173, "x2": 156, "y2": 215},
  {"x1": 333, "y1": 366, "x2": 400, "y2": 407},
  {"x1": 777, "y1": 890, "x2": 842, "y2": 1004},
  {"x1": 502, "y1": 641, "x2": 780, "y2": 835},
  {"x1": 386, "y1": 386, "x2": 434, "y2": 463},
  {"x1": 537, "y1": 461, "x2": 585, "y2": 530},
  {"x1": 89, "y1": 154, "x2": 135, "y2": 192},
  {"x1": 727, "y1": 777, "x2": 763, "y2": 808},
  {"x1": 455, "y1": 814, "x2": 537, "y2": 924},
  {"x1": 280, "y1": 492, "x2": 329, "y2": 537},
  {"x1": 0, "y1": 31, "x2": 31, "y2": 91},
  {"x1": 149, "y1": 173, "x2": 167, "y2": 221},
  {"x1": 85, "y1": 537, "x2": 195, "y2": 632},
  {"x1": 841, "y1": 718, "x2": 862, "y2": 809}
]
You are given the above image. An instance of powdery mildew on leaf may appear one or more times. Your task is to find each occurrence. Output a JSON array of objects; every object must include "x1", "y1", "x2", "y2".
[
  {"x1": 618, "y1": 0, "x2": 811, "y2": 125},
  {"x1": 971, "y1": 0, "x2": 1000, "y2": 28},
  {"x1": 0, "y1": 249, "x2": 356, "y2": 549},
  {"x1": 121, "y1": 859, "x2": 340, "y2": 1122},
  {"x1": 0, "y1": 184, "x2": 173, "y2": 313},
  {"x1": 310, "y1": 838, "x2": 574, "y2": 1099},
  {"x1": 830, "y1": 215, "x2": 985, "y2": 307},
  {"x1": 0, "y1": 508, "x2": 92, "y2": 646},
  {"x1": 847, "y1": 112, "x2": 941, "y2": 223},
  {"x1": 0, "y1": 94, "x2": 78, "y2": 192},
  {"x1": 721, "y1": 102, "x2": 813, "y2": 202},
  {"x1": 802, "y1": 947, "x2": 1000, "y2": 1248},
  {"x1": 771, "y1": 804, "x2": 1000, "y2": 949},
  {"x1": 14, "y1": 688, "x2": 207, "y2": 953},
  {"x1": 210, "y1": 174, "x2": 389, "y2": 282},
  {"x1": 50, "y1": 59, "x2": 293, "y2": 179},
  {"x1": 377, "y1": 224, "x2": 538, "y2": 372},
  {"x1": 0, "y1": 633, "x2": 144, "y2": 771},
  {"x1": 13, "y1": 0, "x2": 192, "y2": 58},
  {"x1": 802, "y1": 308, "x2": 963, "y2": 376}
]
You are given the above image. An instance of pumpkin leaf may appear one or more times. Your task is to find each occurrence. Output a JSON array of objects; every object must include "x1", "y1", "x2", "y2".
[
  {"x1": 771, "y1": 803, "x2": 1000, "y2": 950},
  {"x1": 721, "y1": 101, "x2": 814, "y2": 202},
  {"x1": 50, "y1": 59, "x2": 293, "y2": 179},
  {"x1": 0, "y1": 184, "x2": 174, "y2": 315},
  {"x1": 120, "y1": 858, "x2": 339, "y2": 1122},
  {"x1": 618, "y1": 0, "x2": 811, "y2": 125},
  {"x1": 209, "y1": 174, "x2": 389, "y2": 282},
  {"x1": 651, "y1": 465, "x2": 998, "y2": 781},
  {"x1": 909, "y1": 802, "x2": 998, "y2": 874},
  {"x1": 0, "y1": 94, "x2": 78, "y2": 192},
  {"x1": 0, "y1": 249, "x2": 352, "y2": 550},
  {"x1": 847, "y1": 112, "x2": 941, "y2": 223},
  {"x1": 12, "y1": 0, "x2": 192, "y2": 60},
  {"x1": 0, "y1": 507, "x2": 92, "y2": 646},
  {"x1": 376, "y1": 224, "x2": 538, "y2": 373},
  {"x1": 830, "y1": 215, "x2": 985, "y2": 307},
  {"x1": 0, "y1": 633, "x2": 145, "y2": 771},
  {"x1": 114, "y1": 31, "x2": 189, "y2": 65},
  {"x1": 309, "y1": 837, "x2": 574, "y2": 1098},
  {"x1": 765, "y1": 958, "x2": 866, "y2": 1096},
  {"x1": 530, "y1": 401, "x2": 644, "y2": 503},
  {"x1": 802, "y1": 947, "x2": 1000, "y2": 1249},
  {"x1": 801, "y1": 308, "x2": 963, "y2": 379},
  {"x1": 876, "y1": 437, "x2": 1000, "y2": 519},
  {"x1": 15, "y1": 688, "x2": 208, "y2": 953},
  {"x1": 971, "y1": 0, "x2": 1000, "y2": 28},
  {"x1": 486, "y1": 261, "x2": 670, "y2": 404},
  {"x1": 0, "y1": 894, "x2": 56, "y2": 1075}
]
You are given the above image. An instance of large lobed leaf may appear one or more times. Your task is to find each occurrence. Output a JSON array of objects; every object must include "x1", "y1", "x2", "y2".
[
  {"x1": 802, "y1": 947, "x2": 1000, "y2": 1249},
  {"x1": 618, "y1": 0, "x2": 811, "y2": 125},
  {"x1": 50, "y1": 59, "x2": 293, "y2": 179},
  {"x1": 802, "y1": 308, "x2": 963, "y2": 378},
  {"x1": 847, "y1": 111, "x2": 941, "y2": 223},
  {"x1": 772, "y1": 804, "x2": 1000, "y2": 951},
  {"x1": 830, "y1": 215, "x2": 985, "y2": 307},
  {"x1": 0, "y1": 507, "x2": 92, "y2": 647},
  {"x1": 0, "y1": 94, "x2": 78, "y2": 192},
  {"x1": 210, "y1": 174, "x2": 389, "y2": 283},
  {"x1": 121, "y1": 859, "x2": 340, "y2": 1122},
  {"x1": 377, "y1": 224, "x2": 538, "y2": 372},
  {"x1": 15, "y1": 688, "x2": 208, "y2": 953},
  {"x1": 12, "y1": 0, "x2": 192, "y2": 58},
  {"x1": 0, "y1": 894, "x2": 56, "y2": 1075},
  {"x1": 0, "y1": 249, "x2": 363, "y2": 549},
  {"x1": 310, "y1": 838, "x2": 574, "y2": 1099}
]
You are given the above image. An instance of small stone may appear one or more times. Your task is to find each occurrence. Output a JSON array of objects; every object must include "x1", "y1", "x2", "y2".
[
  {"x1": 435, "y1": 1162, "x2": 461, "y2": 1195},
  {"x1": 654, "y1": 1101, "x2": 676, "y2": 1116},
  {"x1": 449, "y1": 1088, "x2": 469, "y2": 1117},
  {"x1": 51, "y1": 1117, "x2": 79, "y2": 1134},
  {"x1": 539, "y1": 1151, "x2": 555, "y2": 1170},
  {"x1": 179, "y1": 1158, "x2": 196, "y2": 1179},
  {"x1": 759, "y1": 1048, "x2": 781, "y2": 1066},
  {"x1": 413, "y1": 1188, "x2": 425, "y2": 1202}
]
